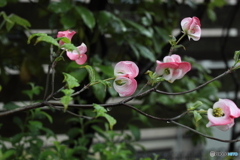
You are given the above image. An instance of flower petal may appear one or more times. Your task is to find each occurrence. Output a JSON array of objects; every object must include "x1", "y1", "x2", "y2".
[
  {"x1": 113, "y1": 77, "x2": 137, "y2": 97},
  {"x1": 114, "y1": 61, "x2": 139, "y2": 79},
  {"x1": 75, "y1": 54, "x2": 87, "y2": 65}
]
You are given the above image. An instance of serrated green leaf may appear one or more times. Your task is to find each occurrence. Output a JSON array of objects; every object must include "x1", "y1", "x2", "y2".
[
  {"x1": 62, "y1": 72, "x2": 80, "y2": 89},
  {"x1": 27, "y1": 33, "x2": 48, "y2": 44},
  {"x1": 92, "y1": 83, "x2": 106, "y2": 103},
  {"x1": 60, "y1": 89, "x2": 74, "y2": 111},
  {"x1": 75, "y1": 6, "x2": 95, "y2": 30},
  {"x1": 35, "y1": 35, "x2": 59, "y2": 46},
  {"x1": 93, "y1": 104, "x2": 116, "y2": 130},
  {"x1": 135, "y1": 44, "x2": 155, "y2": 61}
]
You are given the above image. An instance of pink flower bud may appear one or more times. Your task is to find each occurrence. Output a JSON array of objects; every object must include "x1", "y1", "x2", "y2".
[
  {"x1": 181, "y1": 17, "x2": 201, "y2": 41},
  {"x1": 57, "y1": 30, "x2": 76, "y2": 46},
  {"x1": 113, "y1": 77, "x2": 137, "y2": 97},
  {"x1": 206, "y1": 99, "x2": 240, "y2": 131},
  {"x1": 114, "y1": 61, "x2": 139, "y2": 79},
  {"x1": 66, "y1": 43, "x2": 87, "y2": 65},
  {"x1": 155, "y1": 54, "x2": 191, "y2": 83}
]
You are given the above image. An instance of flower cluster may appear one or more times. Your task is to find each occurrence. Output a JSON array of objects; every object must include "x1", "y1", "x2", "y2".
[
  {"x1": 155, "y1": 54, "x2": 191, "y2": 83},
  {"x1": 206, "y1": 99, "x2": 240, "y2": 131},
  {"x1": 113, "y1": 61, "x2": 139, "y2": 97},
  {"x1": 57, "y1": 30, "x2": 88, "y2": 65}
]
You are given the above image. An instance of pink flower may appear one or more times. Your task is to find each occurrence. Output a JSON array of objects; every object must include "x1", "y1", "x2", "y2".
[
  {"x1": 113, "y1": 77, "x2": 137, "y2": 97},
  {"x1": 57, "y1": 30, "x2": 76, "y2": 46},
  {"x1": 113, "y1": 61, "x2": 139, "y2": 97},
  {"x1": 155, "y1": 54, "x2": 191, "y2": 83},
  {"x1": 66, "y1": 43, "x2": 87, "y2": 65},
  {"x1": 114, "y1": 61, "x2": 139, "y2": 79},
  {"x1": 206, "y1": 99, "x2": 240, "y2": 131},
  {"x1": 181, "y1": 17, "x2": 201, "y2": 41}
]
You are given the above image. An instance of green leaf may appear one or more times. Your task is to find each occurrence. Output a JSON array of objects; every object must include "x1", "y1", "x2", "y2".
[
  {"x1": 61, "y1": 43, "x2": 78, "y2": 51},
  {"x1": 27, "y1": 33, "x2": 48, "y2": 44},
  {"x1": 0, "y1": 0, "x2": 7, "y2": 7},
  {"x1": 3, "y1": 102, "x2": 19, "y2": 110},
  {"x1": 93, "y1": 104, "x2": 116, "y2": 130},
  {"x1": 48, "y1": 2, "x2": 72, "y2": 14},
  {"x1": 92, "y1": 83, "x2": 106, "y2": 103},
  {"x1": 35, "y1": 35, "x2": 59, "y2": 46},
  {"x1": 75, "y1": 6, "x2": 95, "y2": 30},
  {"x1": 60, "y1": 13, "x2": 77, "y2": 29},
  {"x1": 193, "y1": 110, "x2": 202, "y2": 125},
  {"x1": 128, "y1": 124, "x2": 140, "y2": 141},
  {"x1": 135, "y1": 44, "x2": 155, "y2": 61},
  {"x1": 0, "y1": 85, "x2": 2, "y2": 92},
  {"x1": 97, "y1": 65, "x2": 114, "y2": 77},
  {"x1": 234, "y1": 50, "x2": 240, "y2": 62},
  {"x1": 189, "y1": 101, "x2": 203, "y2": 110},
  {"x1": 82, "y1": 65, "x2": 97, "y2": 83},
  {"x1": 60, "y1": 89, "x2": 74, "y2": 111},
  {"x1": 8, "y1": 14, "x2": 31, "y2": 29},
  {"x1": 97, "y1": 11, "x2": 113, "y2": 30},
  {"x1": 124, "y1": 19, "x2": 153, "y2": 38},
  {"x1": 62, "y1": 72, "x2": 80, "y2": 89},
  {"x1": 1, "y1": 150, "x2": 15, "y2": 160}
]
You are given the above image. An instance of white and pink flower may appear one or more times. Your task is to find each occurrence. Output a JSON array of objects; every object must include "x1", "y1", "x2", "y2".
[
  {"x1": 66, "y1": 43, "x2": 88, "y2": 65},
  {"x1": 155, "y1": 54, "x2": 191, "y2": 83},
  {"x1": 181, "y1": 17, "x2": 201, "y2": 41},
  {"x1": 57, "y1": 30, "x2": 76, "y2": 46},
  {"x1": 206, "y1": 99, "x2": 240, "y2": 131},
  {"x1": 113, "y1": 61, "x2": 139, "y2": 97}
]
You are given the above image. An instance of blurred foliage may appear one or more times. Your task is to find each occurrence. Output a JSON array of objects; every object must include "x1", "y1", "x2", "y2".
[{"x1": 0, "y1": 0, "x2": 228, "y2": 159}]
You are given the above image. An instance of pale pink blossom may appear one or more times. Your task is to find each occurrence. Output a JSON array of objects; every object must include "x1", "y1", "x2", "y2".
[
  {"x1": 206, "y1": 99, "x2": 240, "y2": 131},
  {"x1": 66, "y1": 43, "x2": 87, "y2": 65},
  {"x1": 114, "y1": 61, "x2": 139, "y2": 79},
  {"x1": 155, "y1": 54, "x2": 191, "y2": 83},
  {"x1": 113, "y1": 77, "x2": 137, "y2": 97},
  {"x1": 57, "y1": 30, "x2": 76, "y2": 46},
  {"x1": 113, "y1": 61, "x2": 139, "y2": 97},
  {"x1": 181, "y1": 17, "x2": 201, "y2": 41}
]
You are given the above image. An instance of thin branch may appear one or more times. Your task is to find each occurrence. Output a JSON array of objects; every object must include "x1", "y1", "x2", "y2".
[
  {"x1": 155, "y1": 69, "x2": 232, "y2": 95},
  {"x1": 170, "y1": 120, "x2": 240, "y2": 143},
  {"x1": 0, "y1": 102, "x2": 45, "y2": 117}
]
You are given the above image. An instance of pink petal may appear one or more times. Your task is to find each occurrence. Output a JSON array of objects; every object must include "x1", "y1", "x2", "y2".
[
  {"x1": 155, "y1": 61, "x2": 178, "y2": 76},
  {"x1": 66, "y1": 50, "x2": 79, "y2": 60},
  {"x1": 180, "y1": 17, "x2": 192, "y2": 31},
  {"x1": 207, "y1": 106, "x2": 233, "y2": 126},
  {"x1": 219, "y1": 99, "x2": 240, "y2": 118},
  {"x1": 113, "y1": 77, "x2": 137, "y2": 97},
  {"x1": 215, "y1": 121, "x2": 234, "y2": 131},
  {"x1": 171, "y1": 54, "x2": 182, "y2": 63},
  {"x1": 77, "y1": 43, "x2": 87, "y2": 54},
  {"x1": 114, "y1": 61, "x2": 139, "y2": 79},
  {"x1": 57, "y1": 30, "x2": 76, "y2": 45},
  {"x1": 75, "y1": 54, "x2": 87, "y2": 65}
]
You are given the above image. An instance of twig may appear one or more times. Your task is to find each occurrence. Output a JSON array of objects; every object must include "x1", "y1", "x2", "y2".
[
  {"x1": 170, "y1": 120, "x2": 240, "y2": 143},
  {"x1": 155, "y1": 69, "x2": 232, "y2": 95}
]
